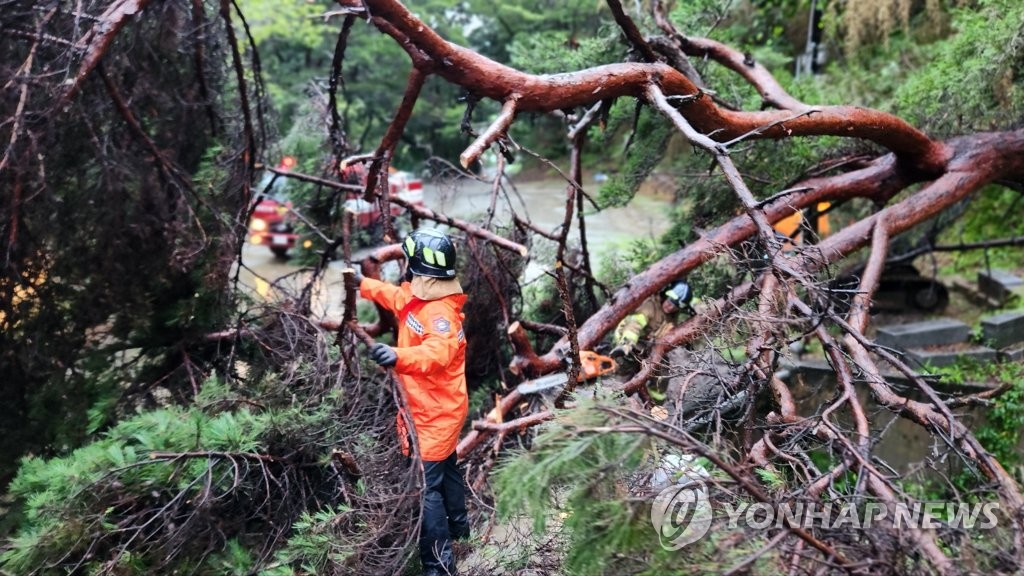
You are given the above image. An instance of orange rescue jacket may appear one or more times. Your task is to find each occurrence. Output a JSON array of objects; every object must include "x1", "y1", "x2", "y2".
[{"x1": 360, "y1": 278, "x2": 469, "y2": 461}]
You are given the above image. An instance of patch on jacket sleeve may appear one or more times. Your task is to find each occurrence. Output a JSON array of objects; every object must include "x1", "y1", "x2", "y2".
[{"x1": 432, "y1": 317, "x2": 451, "y2": 333}]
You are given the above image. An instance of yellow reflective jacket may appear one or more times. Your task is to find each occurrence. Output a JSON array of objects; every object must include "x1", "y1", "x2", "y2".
[{"x1": 614, "y1": 295, "x2": 672, "y2": 347}]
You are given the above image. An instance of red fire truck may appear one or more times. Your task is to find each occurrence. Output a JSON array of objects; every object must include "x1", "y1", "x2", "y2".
[
  {"x1": 248, "y1": 158, "x2": 425, "y2": 259},
  {"x1": 248, "y1": 156, "x2": 300, "y2": 259},
  {"x1": 342, "y1": 166, "x2": 425, "y2": 230}
]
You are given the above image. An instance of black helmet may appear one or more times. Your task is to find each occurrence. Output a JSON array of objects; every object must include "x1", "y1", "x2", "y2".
[
  {"x1": 663, "y1": 279, "x2": 692, "y2": 308},
  {"x1": 402, "y1": 228, "x2": 457, "y2": 278}
]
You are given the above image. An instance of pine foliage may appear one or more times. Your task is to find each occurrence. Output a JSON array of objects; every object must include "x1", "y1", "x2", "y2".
[
  {"x1": 893, "y1": 0, "x2": 1024, "y2": 134},
  {"x1": 3, "y1": 1, "x2": 1024, "y2": 574},
  {"x1": 494, "y1": 400, "x2": 662, "y2": 575},
  {"x1": 1, "y1": 348, "x2": 418, "y2": 576}
]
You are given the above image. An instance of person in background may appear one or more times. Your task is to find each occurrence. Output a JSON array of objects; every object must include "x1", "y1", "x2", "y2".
[
  {"x1": 610, "y1": 279, "x2": 697, "y2": 402},
  {"x1": 611, "y1": 278, "x2": 695, "y2": 361},
  {"x1": 355, "y1": 228, "x2": 470, "y2": 576}
]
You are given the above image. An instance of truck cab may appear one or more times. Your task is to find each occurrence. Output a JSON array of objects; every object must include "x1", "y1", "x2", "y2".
[
  {"x1": 339, "y1": 162, "x2": 424, "y2": 243},
  {"x1": 343, "y1": 168, "x2": 425, "y2": 232},
  {"x1": 248, "y1": 158, "x2": 426, "y2": 259},
  {"x1": 248, "y1": 157, "x2": 299, "y2": 259}
]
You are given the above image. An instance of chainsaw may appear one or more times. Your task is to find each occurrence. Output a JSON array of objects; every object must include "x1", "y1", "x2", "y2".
[{"x1": 516, "y1": 350, "x2": 617, "y2": 395}]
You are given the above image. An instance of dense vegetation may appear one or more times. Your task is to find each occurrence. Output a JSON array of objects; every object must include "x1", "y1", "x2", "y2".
[{"x1": 1, "y1": 0, "x2": 1022, "y2": 574}]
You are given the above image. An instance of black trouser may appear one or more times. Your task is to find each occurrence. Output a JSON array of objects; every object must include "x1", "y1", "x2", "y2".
[{"x1": 420, "y1": 452, "x2": 470, "y2": 572}]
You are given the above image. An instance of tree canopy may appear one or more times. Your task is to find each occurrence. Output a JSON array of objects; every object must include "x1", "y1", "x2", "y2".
[{"x1": 2, "y1": 0, "x2": 1023, "y2": 574}]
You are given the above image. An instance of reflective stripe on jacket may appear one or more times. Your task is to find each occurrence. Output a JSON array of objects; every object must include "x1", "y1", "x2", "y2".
[
  {"x1": 360, "y1": 278, "x2": 469, "y2": 462},
  {"x1": 614, "y1": 295, "x2": 669, "y2": 347}
]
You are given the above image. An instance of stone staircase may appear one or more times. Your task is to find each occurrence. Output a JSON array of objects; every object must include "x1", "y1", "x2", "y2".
[{"x1": 875, "y1": 312, "x2": 1024, "y2": 368}]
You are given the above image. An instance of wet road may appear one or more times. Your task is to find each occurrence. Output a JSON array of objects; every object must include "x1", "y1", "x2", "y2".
[
  {"x1": 236, "y1": 244, "x2": 352, "y2": 320},
  {"x1": 236, "y1": 177, "x2": 674, "y2": 322},
  {"x1": 427, "y1": 177, "x2": 672, "y2": 249}
]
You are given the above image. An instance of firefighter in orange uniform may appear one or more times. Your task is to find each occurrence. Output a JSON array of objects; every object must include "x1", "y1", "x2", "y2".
[{"x1": 357, "y1": 228, "x2": 469, "y2": 576}]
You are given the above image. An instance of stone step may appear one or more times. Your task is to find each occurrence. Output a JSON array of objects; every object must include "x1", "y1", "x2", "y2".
[
  {"x1": 978, "y1": 269, "x2": 1024, "y2": 303},
  {"x1": 999, "y1": 344, "x2": 1024, "y2": 363},
  {"x1": 875, "y1": 318, "x2": 971, "y2": 351},
  {"x1": 981, "y1": 311, "x2": 1024, "y2": 349},
  {"x1": 905, "y1": 345, "x2": 998, "y2": 369}
]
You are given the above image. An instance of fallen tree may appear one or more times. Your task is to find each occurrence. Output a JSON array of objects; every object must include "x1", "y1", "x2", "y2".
[
  {"x1": 329, "y1": 1, "x2": 1024, "y2": 573},
  {"x1": 3, "y1": 0, "x2": 1023, "y2": 574}
]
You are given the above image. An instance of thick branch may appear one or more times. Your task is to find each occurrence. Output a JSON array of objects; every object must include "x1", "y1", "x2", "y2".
[
  {"x1": 679, "y1": 36, "x2": 808, "y2": 112},
  {"x1": 526, "y1": 129, "x2": 1024, "y2": 376},
  {"x1": 471, "y1": 410, "x2": 552, "y2": 433},
  {"x1": 457, "y1": 390, "x2": 524, "y2": 457},
  {"x1": 356, "y1": 0, "x2": 948, "y2": 168},
  {"x1": 61, "y1": 0, "x2": 155, "y2": 105},
  {"x1": 847, "y1": 219, "x2": 890, "y2": 332},
  {"x1": 460, "y1": 97, "x2": 518, "y2": 168},
  {"x1": 531, "y1": 158, "x2": 901, "y2": 375},
  {"x1": 802, "y1": 130, "x2": 1024, "y2": 273},
  {"x1": 507, "y1": 321, "x2": 542, "y2": 377},
  {"x1": 606, "y1": 0, "x2": 658, "y2": 63},
  {"x1": 364, "y1": 68, "x2": 426, "y2": 243}
]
